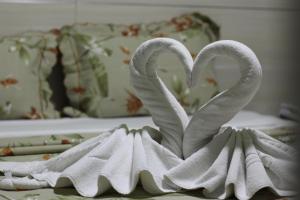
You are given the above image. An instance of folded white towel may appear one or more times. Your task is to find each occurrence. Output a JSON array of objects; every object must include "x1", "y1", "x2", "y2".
[
  {"x1": 0, "y1": 38, "x2": 296, "y2": 199},
  {"x1": 0, "y1": 126, "x2": 183, "y2": 197},
  {"x1": 167, "y1": 127, "x2": 296, "y2": 199}
]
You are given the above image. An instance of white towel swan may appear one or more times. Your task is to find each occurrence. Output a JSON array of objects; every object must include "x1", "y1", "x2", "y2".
[
  {"x1": 166, "y1": 40, "x2": 297, "y2": 199},
  {"x1": 183, "y1": 40, "x2": 262, "y2": 158},
  {"x1": 130, "y1": 38, "x2": 193, "y2": 158},
  {"x1": 0, "y1": 38, "x2": 296, "y2": 199}
]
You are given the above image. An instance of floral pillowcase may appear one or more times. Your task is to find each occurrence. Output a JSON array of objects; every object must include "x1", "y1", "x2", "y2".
[
  {"x1": 0, "y1": 13, "x2": 220, "y2": 119},
  {"x1": 0, "y1": 31, "x2": 60, "y2": 119},
  {"x1": 58, "y1": 13, "x2": 221, "y2": 117}
]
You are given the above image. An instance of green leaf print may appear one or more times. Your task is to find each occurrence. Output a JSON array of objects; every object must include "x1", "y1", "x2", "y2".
[
  {"x1": 190, "y1": 98, "x2": 201, "y2": 113},
  {"x1": 89, "y1": 55, "x2": 109, "y2": 97},
  {"x1": 50, "y1": 135, "x2": 58, "y2": 141},
  {"x1": 19, "y1": 46, "x2": 31, "y2": 65},
  {"x1": 192, "y1": 12, "x2": 220, "y2": 41},
  {"x1": 73, "y1": 33, "x2": 92, "y2": 48},
  {"x1": 66, "y1": 134, "x2": 84, "y2": 140},
  {"x1": 97, "y1": 72, "x2": 108, "y2": 97},
  {"x1": 171, "y1": 75, "x2": 183, "y2": 95},
  {"x1": 0, "y1": 105, "x2": 4, "y2": 115},
  {"x1": 103, "y1": 47, "x2": 113, "y2": 56},
  {"x1": 58, "y1": 27, "x2": 111, "y2": 110},
  {"x1": 0, "y1": 102, "x2": 12, "y2": 116}
]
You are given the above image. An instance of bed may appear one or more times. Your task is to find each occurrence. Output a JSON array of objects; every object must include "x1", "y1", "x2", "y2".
[
  {"x1": 0, "y1": 1, "x2": 298, "y2": 199},
  {"x1": 0, "y1": 110, "x2": 297, "y2": 200}
]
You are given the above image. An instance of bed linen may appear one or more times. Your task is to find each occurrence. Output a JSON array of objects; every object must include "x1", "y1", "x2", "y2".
[
  {"x1": 0, "y1": 113, "x2": 297, "y2": 169},
  {"x1": 0, "y1": 110, "x2": 296, "y2": 138},
  {"x1": 0, "y1": 186, "x2": 281, "y2": 200},
  {"x1": 0, "y1": 111, "x2": 296, "y2": 200},
  {"x1": 0, "y1": 110, "x2": 297, "y2": 156}
]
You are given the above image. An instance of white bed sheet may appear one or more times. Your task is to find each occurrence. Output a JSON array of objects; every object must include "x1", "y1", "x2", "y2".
[{"x1": 0, "y1": 110, "x2": 296, "y2": 138}]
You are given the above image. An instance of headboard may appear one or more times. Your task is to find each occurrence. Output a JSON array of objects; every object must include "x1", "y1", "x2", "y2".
[{"x1": 0, "y1": 0, "x2": 298, "y2": 115}]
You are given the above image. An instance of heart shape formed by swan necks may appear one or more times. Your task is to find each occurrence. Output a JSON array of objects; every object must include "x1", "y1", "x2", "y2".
[{"x1": 130, "y1": 38, "x2": 263, "y2": 159}]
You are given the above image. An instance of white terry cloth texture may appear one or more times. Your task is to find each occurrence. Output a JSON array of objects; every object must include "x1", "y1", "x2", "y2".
[{"x1": 0, "y1": 38, "x2": 296, "y2": 199}]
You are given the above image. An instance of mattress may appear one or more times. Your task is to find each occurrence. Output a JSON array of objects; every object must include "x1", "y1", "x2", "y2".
[
  {"x1": 0, "y1": 110, "x2": 297, "y2": 138},
  {"x1": 0, "y1": 186, "x2": 279, "y2": 200},
  {"x1": 0, "y1": 110, "x2": 297, "y2": 199}
]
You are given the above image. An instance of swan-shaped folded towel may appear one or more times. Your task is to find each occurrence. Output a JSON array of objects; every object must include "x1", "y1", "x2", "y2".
[
  {"x1": 130, "y1": 38, "x2": 193, "y2": 158},
  {"x1": 167, "y1": 128, "x2": 296, "y2": 199},
  {"x1": 0, "y1": 125, "x2": 182, "y2": 197},
  {"x1": 0, "y1": 38, "x2": 296, "y2": 199},
  {"x1": 183, "y1": 40, "x2": 263, "y2": 158},
  {"x1": 130, "y1": 38, "x2": 296, "y2": 198}
]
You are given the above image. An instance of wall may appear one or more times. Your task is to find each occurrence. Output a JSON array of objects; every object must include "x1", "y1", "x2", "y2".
[{"x1": 0, "y1": 0, "x2": 299, "y2": 115}]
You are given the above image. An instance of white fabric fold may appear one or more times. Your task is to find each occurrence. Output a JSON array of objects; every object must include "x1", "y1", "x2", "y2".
[
  {"x1": 166, "y1": 127, "x2": 296, "y2": 199},
  {"x1": 0, "y1": 126, "x2": 182, "y2": 197}
]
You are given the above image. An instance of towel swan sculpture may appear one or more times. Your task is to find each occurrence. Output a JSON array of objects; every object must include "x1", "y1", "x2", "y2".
[{"x1": 0, "y1": 38, "x2": 296, "y2": 199}]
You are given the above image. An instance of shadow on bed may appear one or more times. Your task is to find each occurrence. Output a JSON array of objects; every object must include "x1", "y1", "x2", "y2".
[{"x1": 52, "y1": 186, "x2": 279, "y2": 199}]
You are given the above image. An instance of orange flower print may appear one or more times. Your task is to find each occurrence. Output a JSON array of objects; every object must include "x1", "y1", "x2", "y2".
[
  {"x1": 71, "y1": 86, "x2": 86, "y2": 95},
  {"x1": 120, "y1": 46, "x2": 131, "y2": 55},
  {"x1": 24, "y1": 107, "x2": 42, "y2": 119},
  {"x1": 121, "y1": 30, "x2": 129, "y2": 36},
  {"x1": 120, "y1": 46, "x2": 131, "y2": 65},
  {"x1": 128, "y1": 25, "x2": 140, "y2": 36},
  {"x1": 123, "y1": 59, "x2": 131, "y2": 65},
  {"x1": 126, "y1": 90, "x2": 143, "y2": 114},
  {"x1": 50, "y1": 28, "x2": 61, "y2": 36},
  {"x1": 121, "y1": 25, "x2": 140, "y2": 37},
  {"x1": 206, "y1": 77, "x2": 218, "y2": 86},
  {"x1": 42, "y1": 154, "x2": 51, "y2": 160},
  {"x1": 0, "y1": 77, "x2": 18, "y2": 88},
  {"x1": 170, "y1": 16, "x2": 193, "y2": 32},
  {"x1": 1, "y1": 147, "x2": 14, "y2": 156},
  {"x1": 61, "y1": 139, "x2": 71, "y2": 144}
]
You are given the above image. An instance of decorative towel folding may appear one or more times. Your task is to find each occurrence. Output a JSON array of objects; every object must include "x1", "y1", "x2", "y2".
[{"x1": 0, "y1": 38, "x2": 296, "y2": 199}]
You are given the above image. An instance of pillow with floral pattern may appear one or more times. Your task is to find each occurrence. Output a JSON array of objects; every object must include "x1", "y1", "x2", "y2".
[
  {"x1": 58, "y1": 12, "x2": 220, "y2": 117},
  {"x1": 0, "y1": 31, "x2": 60, "y2": 119}
]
